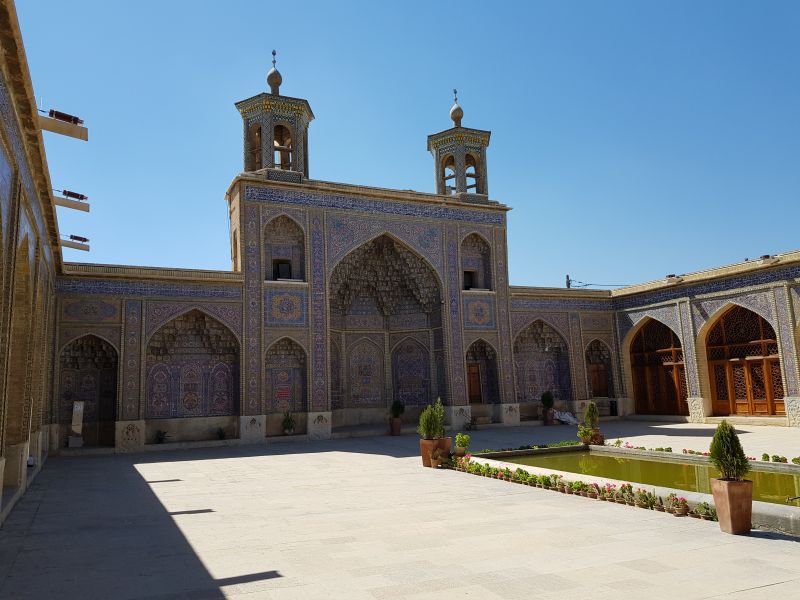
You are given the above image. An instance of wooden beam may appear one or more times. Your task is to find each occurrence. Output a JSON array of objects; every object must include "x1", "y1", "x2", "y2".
[
  {"x1": 60, "y1": 239, "x2": 90, "y2": 251},
  {"x1": 54, "y1": 196, "x2": 90, "y2": 212},
  {"x1": 38, "y1": 114, "x2": 89, "y2": 141}
]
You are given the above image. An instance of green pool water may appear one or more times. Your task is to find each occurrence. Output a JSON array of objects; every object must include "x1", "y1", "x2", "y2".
[{"x1": 502, "y1": 451, "x2": 800, "y2": 506}]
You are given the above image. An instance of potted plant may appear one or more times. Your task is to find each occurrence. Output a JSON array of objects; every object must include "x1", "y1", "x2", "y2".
[
  {"x1": 430, "y1": 447, "x2": 446, "y2": 468},
  {"x1": 454, "y1": 432, "x2": 471, "y2": 457},
  {"x1": 389, "y1": 400, "x2": 405, "y2": 436},
  {"x1": 672, "y1": 496, "x2": 689, "y2": 516},
  {"x1": 541, "y1": 391, "x2": 555, "y2": 425},
  {"x1": 417, "y1": 398, "x2": 450, "y2": 467},
  {"x1": 282, "y1": 411, "x2": 295, "y2": 435},
  {"x1": 584, "y1": 401, "x2": 604, "y2": 445},
  {"x1": 709, "y1": 420, "x2": 752, "y2": 535}
]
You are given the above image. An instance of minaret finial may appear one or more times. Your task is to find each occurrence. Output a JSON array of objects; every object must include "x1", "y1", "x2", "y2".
[
  {"x1": 267, "y1": 49, "x2": 282, "y2": 95},
  {"x1": 449, "y1": 88, "x2": 463, "y2": 127}
]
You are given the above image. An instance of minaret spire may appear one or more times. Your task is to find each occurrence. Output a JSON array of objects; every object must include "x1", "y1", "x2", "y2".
[{"x1": 267, "y1": 49, "x2": 282, "y2": 95}]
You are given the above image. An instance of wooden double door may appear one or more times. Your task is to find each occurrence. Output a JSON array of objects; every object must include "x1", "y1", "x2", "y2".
[{"x1": 709, "y1": 358, "x2": 784, "y2": 416}]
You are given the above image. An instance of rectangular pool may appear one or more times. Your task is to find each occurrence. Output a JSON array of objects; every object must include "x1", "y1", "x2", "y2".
[{"x1": 500, "y1": 450, "x2": 800, "y2": 506}]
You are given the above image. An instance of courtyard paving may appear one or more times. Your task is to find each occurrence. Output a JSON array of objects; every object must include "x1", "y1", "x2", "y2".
[{"x1": 0, "y1": 420, "x2": 799, "y2": 599}]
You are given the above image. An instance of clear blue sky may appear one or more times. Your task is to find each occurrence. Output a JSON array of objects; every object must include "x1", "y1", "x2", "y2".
[{"x1": 19, "y1": 1, "x2": 800, "y2": 288}]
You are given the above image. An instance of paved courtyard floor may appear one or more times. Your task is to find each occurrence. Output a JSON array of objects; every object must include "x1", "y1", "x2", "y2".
[{"x1": 0, "y1": 421, "x2": 799, "y2": 599}]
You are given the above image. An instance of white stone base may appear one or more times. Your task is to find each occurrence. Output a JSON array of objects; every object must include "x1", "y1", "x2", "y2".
[
  {"x1": 686, "y1": 396, "x2": 707, "y2": 423},
  {"x1": 3, "y1": 442, "x2": 27, "y2": 488},
  {"x1": 493, "y1": 403, "x2": 520, "y2": 426},
  {"x1": 784, "y1": 396, "x2": 800, "y2": 427},
  {"x1": 307, "y1": 412, "x2": 332, "y2": 440},
  {"x1": 444, "y1": 405, "x2": 471, "y2": 431},
  {"x1": 240, "y1": 415, "x2": 266, "y2": 444},
  {"x1": 115, "y1": 420, "x2": 145, "y2": 453}
]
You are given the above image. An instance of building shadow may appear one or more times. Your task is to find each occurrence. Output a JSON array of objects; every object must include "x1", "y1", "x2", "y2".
[{"x1": 0, "y1": 454, "x2": 283, "y2": 599}]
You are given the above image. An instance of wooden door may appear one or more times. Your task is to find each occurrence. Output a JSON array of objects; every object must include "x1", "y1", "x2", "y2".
[
  {"x1": 467, "y1": 364, "x2": 482, "y2": 403},
  {"x1": 589, "y1": 363, "x2": 608, "y2": 397}
]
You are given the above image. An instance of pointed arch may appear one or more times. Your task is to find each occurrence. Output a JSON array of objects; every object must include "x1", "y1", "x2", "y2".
[
  {"x1": 585, "y1": 338, "x2": 614, "y2": 398},
  {"x1": 391, "y1": 336, "x2": 431, "y2": 406},
  {"x1": 624, "y1": 317, "x2": 688, "y2": 416},
  {"x1": 265, "y1": 337, "x2": 308, "y2": 414},
  {"x1": 246, "y1": 122, "x2": 263, "y2": 171},
  {"x1": 57, "y1": 334, "x2": 119, "y2": 447},
  {"x1": 263, "y1": 214, "x2": 306, "y2": 282},
  {"x1": 460, "y1": 232, "x2": 492, "y2": 290},
  {"x1": 697, "y1": 304, "x2": 784, "y2": 416},
  {"x1": 144, "y1": 303, "x2": 242, "y2": 346},
  {"x1": 145, "y1": 309, "x2": 240, "y2": 419},
  {"x1": 465, "y1": 338, "x2": 499, "y2": 404},
  {"x1": 512, "y1": 319, "x2": 572, "y2": 404}
]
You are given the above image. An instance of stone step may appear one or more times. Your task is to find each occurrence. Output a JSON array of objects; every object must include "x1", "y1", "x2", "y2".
[{"x1": 705, "y1": 416, "x2": 787, "y2": 427}]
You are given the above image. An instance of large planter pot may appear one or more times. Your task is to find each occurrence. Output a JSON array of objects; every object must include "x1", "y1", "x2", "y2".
[
  {"x1": 389, "y1": 418, "x2": 402, "y2": 436},
  {"x1": 419, "y1": 439, "x2": 436, "y2": 467},
  {"x1": 454, "y1": 446, "x2": 466, "y2": 457},
  {"x1": 711, "y1": 478, "x2": 753, "y2": 535}
]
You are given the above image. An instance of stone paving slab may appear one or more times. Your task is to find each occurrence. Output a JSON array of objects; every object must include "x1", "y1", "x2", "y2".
[{"x1": 0, "y1": 422, "x2": 798, "y2": 599}]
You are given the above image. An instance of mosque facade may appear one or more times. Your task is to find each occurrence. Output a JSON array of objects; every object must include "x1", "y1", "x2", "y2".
[{"x1": 0, "y1": 0, "x2": 798, "y2": 519}]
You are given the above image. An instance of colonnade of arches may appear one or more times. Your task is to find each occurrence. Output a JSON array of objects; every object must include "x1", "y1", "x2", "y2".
[{"x1": 626, "y1": 305, "x2": 787, "y2": 417}]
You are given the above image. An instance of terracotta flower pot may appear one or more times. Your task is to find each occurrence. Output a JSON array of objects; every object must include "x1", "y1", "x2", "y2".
[
  {"x1": 390, "y1": 418, "x2": 402, "y2": 436},
  {"x1": 673, "y1": 507, "x2": 688, "y2": 516},
  {"x1": 454, "y1": 446, "x2": 466, "y2": 457},
  {"x1": 419, "y1": 439, "x2": 436, "y2": 467},
  {"x1": 711, "y1": 478, "x2": 752, "y2": 535},
  {"x1": 436, "y1": 436, "x2": 452, "y2": 456}
]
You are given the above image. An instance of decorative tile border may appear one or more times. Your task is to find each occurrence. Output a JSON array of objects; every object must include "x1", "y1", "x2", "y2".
[
  {"x1": 310, "y1": 213, "x2": 328, "y2": 411},
  {"x1": 61, "y1": 298, "x2": 120, "y2": 323},
  {"x1": 446, "y1": 225, "x2": 466, "y2": 405},
  {"x1": 122, "y1": 300, "x2": 142, "y2": 421},
  {"x1": 245, "y1": 185, "x2": 505, "y2": 225},
  {"x1": 56, "y1": 278, "x2": 242, "y2": 299}
]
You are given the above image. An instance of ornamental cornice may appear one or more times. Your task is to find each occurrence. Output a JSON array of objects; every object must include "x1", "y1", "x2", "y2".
[
  {"x1": 427, "y1": 128, "x2": 491, "y2": 151},
  {"x1": 235, "y1": 93, "x2": 314, "y2": 119}
]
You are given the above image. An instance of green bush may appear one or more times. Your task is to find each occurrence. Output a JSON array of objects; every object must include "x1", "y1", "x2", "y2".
[
  {"x1": 792, "y1": 457, "x2": 800, "y2": 466},
  {"x1": 584, "y1": 401, "x2": 599, "y2": 429},
  {"x1": 455, "y1": 432, "x2": 471, "y2": 450},
  {"x1": 417, "y1": 398, "x2": 445, "y2": 439},
  {"x1": 390, "y1": 400, "x2": 405, "y2": 418},
  {"x1": 761, "y1": 453, "x2": 770, "y2": 461},
  {"x1": 577, "y1": 424, "x2": 592, "y2": 442},
  {"x1": 708, "y1": 420, "x2": 750, "y2": 481}
]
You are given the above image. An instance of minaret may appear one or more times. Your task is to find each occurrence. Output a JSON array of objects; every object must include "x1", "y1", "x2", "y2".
[
  {"x1": 427, "y1": 89, "x2": 491, "y2": 198},
  {"x1": 235, "y1": 51, "x2": 314, "y2": 181}
]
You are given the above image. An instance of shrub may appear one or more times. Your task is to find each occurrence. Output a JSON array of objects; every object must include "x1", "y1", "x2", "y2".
[
  {"x1": 761, "y1": 453, "x2": 770, "y2": 462},
  {"x1": 418, "y1": 398, "x2": 445, "y2": 439},
  {"x1": 708, "y1": 421, "x2": 750, "y2": 481},
  {"x1": 772, "y1": 455, "x2": 788, "y2": 463},
  {"x1": 390, "y1": 400, "x2": 405, "y2": 419},
  {"x1": 540, "y1": 391, "x2": 554, "y2": 410},
  {"x1": 577, "y1": 424, "x2": 593, "y2": 443},
  {"x1": 584, "y1": 401, "x2": 599, "y2": 429},
  {"x1": 792, "y1": 457, "x2": 800, "y2": 466},
  {"x1": 540, "y1": 475, "x2": 552, "y2": 488},
  {"x1": 455, "y1": 432, "x2": 471, "y2": 450}
]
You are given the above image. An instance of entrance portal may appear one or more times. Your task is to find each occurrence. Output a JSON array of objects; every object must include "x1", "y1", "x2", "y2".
[
  {"x1": 630, "y1": 319, "x2": 688, "y2": 415},
  {"x1": 706, "y1": 306, "x2": 784, "y2": 416}
]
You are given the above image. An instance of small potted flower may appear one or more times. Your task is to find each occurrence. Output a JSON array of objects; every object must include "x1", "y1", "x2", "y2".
[
  {"x1": 587, "y1": 483, "x2": 600, "y2": 499},
  {"x1": 389, "y1": 400, "x2": 405, "y2": 436},
  {"x1": 653, "y1": 496, "x2": 665, "y2": 512},
  {"x1": 672, "y1": 496, "x2": 689, "y2": 516},
  {"x1": 540, "y1": 475, "x2": 552, "y2": 490},
  {"x1": 454, "y1": 432, "x2": 471, "y2": 457},
  {"x1": 634, "y1": 488, "x2": 649, "y2": 508},
  {"x1": 665, "y1": 493, "x2": 677, "y2": 514}
]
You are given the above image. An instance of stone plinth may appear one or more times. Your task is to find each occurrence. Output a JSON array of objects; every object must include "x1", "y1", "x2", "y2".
[
  {"x1": 687, "y1": 396, "x2": 708, "y2": 423},
  {"x1": 3, "y1": 442, "x2": 27, "y2": 488},
  {"x1": 493, "y1": 403, "x2": 520, "y2": 426},
  {"x1": 307, "y1": 412, "x2": 332, "y2": 440},
  {"x1": 240, "y1": 415, "x2": 266, "y2": 444},
  {"x1": 28, "y1": 430, "x2": 42, "y2": 466},
  {"x1": 785, "y1": 397, "x2": 800, "y2": 427},
  {"x1": 445, "y1": 405, "x2": 471, "y2": 431},
  {"x1": 115, "y1": 420, "x2": 145, "y2": 453}
]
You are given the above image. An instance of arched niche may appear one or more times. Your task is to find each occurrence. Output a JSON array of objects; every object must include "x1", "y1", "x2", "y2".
[
  {"x1": 513, "y1": 320, "x2": 572, "y2": 404},
  {"x1": 264, "y1": 215, "x2": 305, "y2": 281},
  {"x1": 58, "y1": 335, "x2": 119, "y2": 446},
  {"x1": 585, "y1": 339, "x2": 614, "y2": 399},
  {"x1": 246, "y1": 123, "x2": 263, "y2": 171},
  {"x1": 702, "y1": 305, "x2": 784, "y2": 416},
  {"x1": 465, "y1": 339, "x2": 499, "y2": 404},
  {"x1": 628, "y1": 318, "x2": 688, "y2": 415},
  {"x1": 329, "y1": 234, "x2": 444, "y2": 420},
  {"x1": 460, "y1": 233, "x2": 492, "y2": 290},
  {"x1": 145, "y1": 309, "x2": 240, "y2": 420},
  {"x1": 273, "y1": 123, "x2": 293, "y2": 169},
  {"x1": 265, "y1": 338, "x2": 308, "y2": 414}
]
